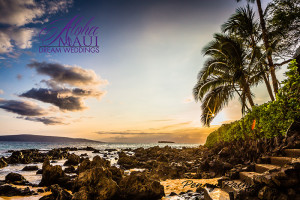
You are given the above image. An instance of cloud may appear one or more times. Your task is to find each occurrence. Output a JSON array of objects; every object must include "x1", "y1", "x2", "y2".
[
  {"x1": 0, "y1": 98, "x2": 46, "y2": 116},
  {"x1": 0, "y1": 0, "x2": 73, "y2": 53},
  {"x1": 0, "y1": 0, "x2": 73, "y2": 26},
  {"x1": 0, "y1": 98, "x2": 68, "y2": 125},
  {"x1": 18, "y1": 116, "x2": 65, "y2": 125},
  {"x1": 28, "y1": 61, "x2": 108, "y2": 87},
  {"x1": 0, "y1": 89, "x2": 3, "y2": 94},
  {"x1": 20, "y1": 88, "x2": 87, "y2": 111}
]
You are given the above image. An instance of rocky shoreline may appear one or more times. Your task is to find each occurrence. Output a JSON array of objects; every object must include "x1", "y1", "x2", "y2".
[{"x1": 0, "y1": 124, "x2": 299, "y2": 200}]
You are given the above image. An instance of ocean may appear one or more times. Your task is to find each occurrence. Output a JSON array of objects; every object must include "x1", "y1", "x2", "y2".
[
  {"x1": 0, "y1": 142, "x2": 199, "y2": 157},
  {"x1": 0, "y1": 141, "x2": 199, "y2": 197}
]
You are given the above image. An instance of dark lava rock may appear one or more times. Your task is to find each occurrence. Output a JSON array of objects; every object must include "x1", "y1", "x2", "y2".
[
  {"x1": 0, "y1": 185, "x2": 33, "y2": 196},
  {"x1": 80, "y1": 153, "x2": 88, "y2": 156},
  {"x1": 36, "y1": 169, "x2": 43, "y2": 174},
  {"x1": 77, "y1": 156, "x2": 110, "y2": 173},
  {"x1": 0, "y1": 158, "x2": 7, "y2": 168},
  {"x1": 37, "y1": 188, "x2": 45, "y2": 193},
  {"x1": 39, "y1": 159, "x2": 66, "y2": 187},
  {"x1": 5, "y1": 172, "x2": 26, "y2": 184},
  {"x1": 258, "y1": 186, "x2": 278, "y2": 200},
  {"x1": 169, "y1": 192, "x2": 177, "y2": 196},
  {"x1": 39, "y1": 184, "x2": 72, "y2": 200},
  {"x1": 72, "y1": 167, "x2": 119, "y2": 200},
  {"x1": 64, "y1": 165, "x2": 76, "y2": 173},
  {"x1": 109, "y1": 166, "x2": 123, "y2": 184},
  {"x1": 22, "y1": 165, "x2": 39, "y2": 171},
  {"x1": 117, "y1": 151, "x2": 138, "y2": 169},
  {"x1": 92, "y1": 149, "x2": 100, "y2": 153},
  {"x1": 63, "y1": 153, "x2": 80, "y2": 166},
  {"x1": 119, "y1": 171, "x2": 165, "y2": 200}
]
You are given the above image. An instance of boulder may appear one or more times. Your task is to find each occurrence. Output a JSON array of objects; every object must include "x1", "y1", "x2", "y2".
[
  {"x1": 0, "y1": 158, "x2": 7, "y2": 168},
  {"x1": 258, "y1": 186, "x2": 278, "y2": 200},
  {"x1": 117, "y1": 152, "x2": 138, "y2": 169},
  {"x1": 5, "y1": 172, "x2": 26, "y2": 184},
  {"x1": 109, "y1": 166, "x2": 123, "y2": 184},
  {"x1": 64, "y1": 154, "x2": 80, "y2": 166},
  {"x1": 77, "y1": 156, "x2": 110, "y2": 173},
  {"x1": 39, "y1": 184, "x2": 72, "y2": 200},
  {"x1": 73, "y1": 167, "x2": 119, "y2": 200},
  {"x1": 64, "y1": 166, "x2": 76, "y2": 173},
  {"x1": 0, "y1": 185, "x2": 33, "y2": 196},
  {"x1": 22, "y1": 165, "x2": 39, "y2": 171},
  {"x1": 39, "y1": 159, "x2": 66, "y2": 186},
  {"x1": 119, "y1": 172, "x2": 165, "y2": 200}
]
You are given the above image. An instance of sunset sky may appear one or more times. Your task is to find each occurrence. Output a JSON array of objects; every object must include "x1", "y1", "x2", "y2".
[{"x1": 0, "y1": 0, "x2": 285, "y2": 143}]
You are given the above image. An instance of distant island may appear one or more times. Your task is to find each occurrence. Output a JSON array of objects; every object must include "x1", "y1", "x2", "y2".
[
  {"x1": 158, "y1": 141, "x2": 175, "y2": 143},
  {"x1": 0, "y1": 134, "x2": 103, "y2": 143}
]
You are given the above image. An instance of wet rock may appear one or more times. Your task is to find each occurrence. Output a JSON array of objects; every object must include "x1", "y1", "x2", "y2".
[
  {"x1": 73, "y1": 167, "x2": 119, "y2": 200},
  {"x1": 37, "y1": 188, "x2": 45, "y2": 193},
  {"x1": 157, "y1": 154, "x2": 168, "y2": 162},
  {"x1": 48, "y1": 149, "x2": 69, "y2": 160},
  {"x1": 64, "y1": 166, "x2": 76, "y2": 173},
  {"x1": 64, "y1": 153, "x2": 80, "y2": 166},
  {"x1": 169, "y1": 192, "x2": 177, "y2": 196},
  {"x1": 117, "y1": 152, "x2": 138, "y2": 169},
  {"x1": 92, "y1": 149, "x2": 100, "y2": 153},
  {"x1": 109, "y1": 166, "x2": 123, "y2": 184},
  {"x1": 39, "y1": 159, "x2": 66, "y2": 187},
  {"x1": 5, "y1": 172, "x2": 26, "y2": 184},
  {"x1": 22, "y1": 165, "x2": 39, "y2": 171},
  {"x1": 77, "y1": 156, "x2": 110, "y2": 173},
  {"x1": 80, "y1": 153, "x2": 88, "y2": 156},
  {"x1": 0, "y1": 185, "x2": 33, "y2": 196},
  {"x1": 119, "y1": 172, "x2": 165, "y2": 200},
  {"x1": 36, "y1": 169, "x2": 43, "y2": 174},
  {"x1": 39, "y1": 184, "x2": 72, "y2": 200},
  {"x1": 258, "y1": 186, "x2": 277, "y2": 200},
  {"x1": 0, "y1": 158, "x2": 7, "y2": 168},
  {"x1": 81, "y1": 146, "x2": 96, "y2": 151}
]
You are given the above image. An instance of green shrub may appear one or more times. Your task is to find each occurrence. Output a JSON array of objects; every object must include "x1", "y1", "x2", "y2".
[{"x1": 205, "y1": 60, "x2": 300, "y2": 148}]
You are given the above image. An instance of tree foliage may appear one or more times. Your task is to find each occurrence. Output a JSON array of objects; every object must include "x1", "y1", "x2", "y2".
[{"x1": 205, "y1": 60, "x2": 300, "y2": 148}]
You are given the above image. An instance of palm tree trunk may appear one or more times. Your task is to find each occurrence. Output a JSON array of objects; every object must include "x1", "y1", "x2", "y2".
[
  {"x1": 262, "y1": 70, "x2": 275, "y2": 101},
  {"x1": 240, "y1": 78, "x2": 255, "y2": 107},
  {"x1": 246, "y1": 89, "x2": 255, "y2": 107},
  {"x1": 256, "y1": 0, "x2": 279, "y2": 94}
]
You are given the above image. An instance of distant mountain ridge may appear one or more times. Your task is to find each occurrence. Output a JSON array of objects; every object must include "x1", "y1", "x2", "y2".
[{"x1": 0, "y1": 134, "x2": 103, "y2": 143}]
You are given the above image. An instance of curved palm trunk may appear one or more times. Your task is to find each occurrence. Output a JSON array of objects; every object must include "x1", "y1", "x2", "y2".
[
  {"x1": 256, "y1": 0, "x2": 279, "y2": 94},
  {"x1": 240, "y1": 78, "x2": 255, "y2": 107},
  {"x1": 249, "y1": 36, "x2": 275, "y2": 101},
  {"x1": 261, "y1": 69, "x2": 275, "y2": 101}
]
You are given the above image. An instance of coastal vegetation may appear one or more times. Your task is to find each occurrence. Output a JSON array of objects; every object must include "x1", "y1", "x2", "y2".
[
  {"x1": 205, "y1": 60, "x2": 300, "y2": 147},
  {"x1": 194, "y1": 0, "x2": 300, "y2": 126},
  {"x1": 194, "y1": 0, "x2": 300, "y2": 145}
]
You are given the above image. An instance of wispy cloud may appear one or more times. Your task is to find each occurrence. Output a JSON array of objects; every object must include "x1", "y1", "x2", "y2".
[
  {"x1": 28, "y1": 61, "x2": 108, "y2": 87},
  {"x1": 0, "y1": 0, "x2": 73, "y2": 54},
  {"x1": 18, "y1": 116, "x2": 65, "y2": 125},
  {"x1": 0, "y1": 98, "x2": 46, "y2": 116}
]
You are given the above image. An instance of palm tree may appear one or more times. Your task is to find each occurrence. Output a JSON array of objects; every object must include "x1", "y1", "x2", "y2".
[
  {"x1": 194, "y1": 34, "x2": 256, "y2": 126},
  {"x1": 236, "y1": 0, "x2": 279, "y2": 94},
  {"x1": 222, "y1": 5, "x2": 275, "y2": 101}
]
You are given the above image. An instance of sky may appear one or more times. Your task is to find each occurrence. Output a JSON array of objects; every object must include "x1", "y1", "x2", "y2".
[{"x1": 0, "y1": 0, "x2": 284, "y2": 144}]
